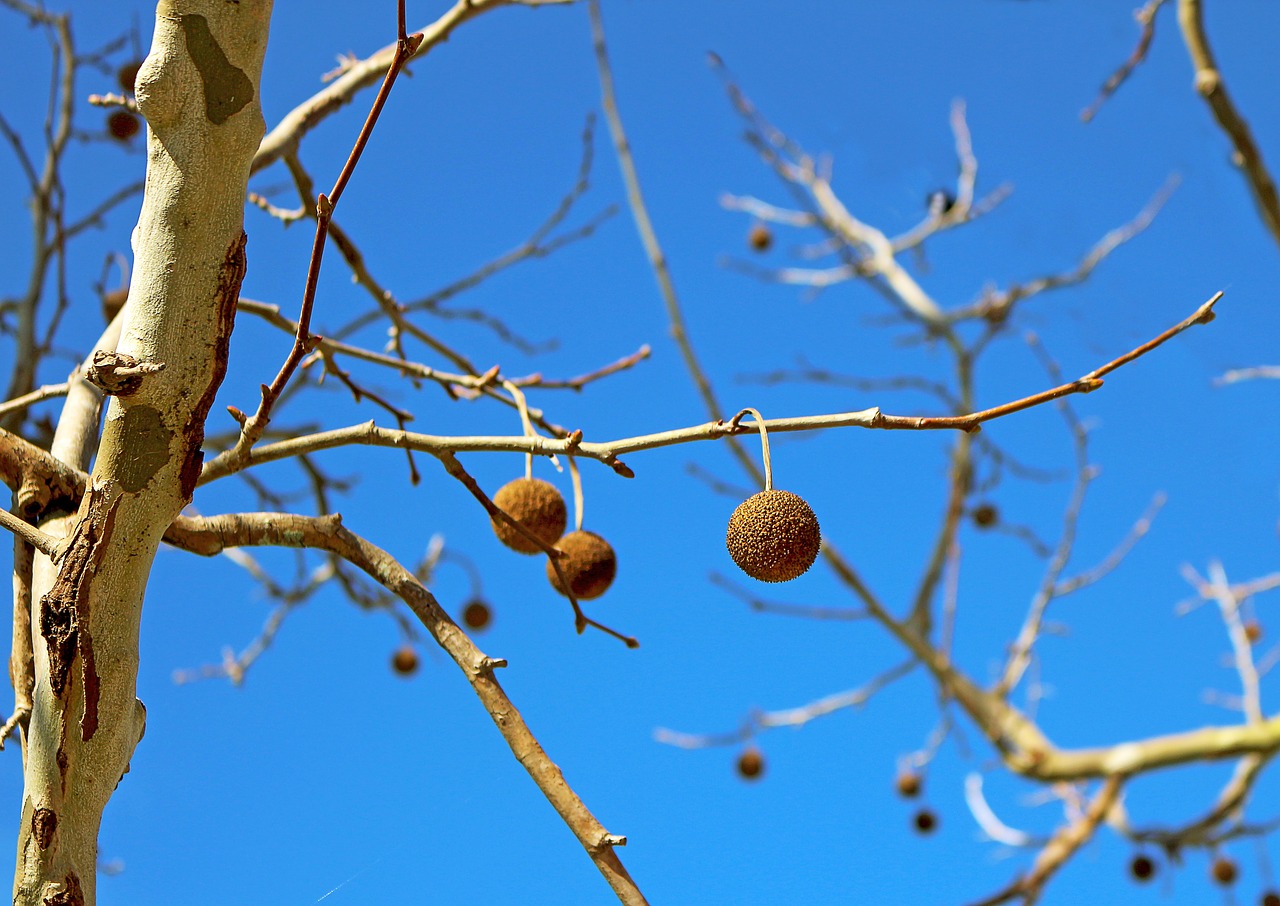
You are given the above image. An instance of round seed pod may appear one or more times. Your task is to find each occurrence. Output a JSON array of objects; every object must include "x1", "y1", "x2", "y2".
[
  {"x1": 491, "y1": 477, "x2": 567, "y2": 555},
  {"x1": 1262, "y1": 890, "x2": 1280, "y2": 906},
  {"x1": 912, "y1": 808, "x2": 937, "y2": 835},
  {"x1": 546, "y1": 530, "x2": 616, "y2": 600},
  {"x1": 1129, "y1": 854, "x2": 1155, "y2": 883},
  {"x1": 895, "y1": 772, "x2": 922, "y2": 799},
  {"x1": 461, "y1": 598, "x2": 492, "y2": 631},
  {"x1": 1211, "y1": 857, "x2": 1238, "y2": 887},
  {"x1": 107, "y1": 110, "x2": 141, "y2": 142},
  {"x1": 117, "y1": 60, "x2": 143, "y2": 94},
  {"x1": 726, "y1": 489, "x2": 820, "y2": 583},
  {"x1": 391, "y1": 646, "x2": 418, "y2": 677},
  {"x1": 736, "y1": 747, "x2": 765, "y2": 780},
  {"x1": 747, "y1": 223, "x2": 773, "y2": 253},
  {"x1": 972, "y1": 503, "x2": 998, "y2": 528}
]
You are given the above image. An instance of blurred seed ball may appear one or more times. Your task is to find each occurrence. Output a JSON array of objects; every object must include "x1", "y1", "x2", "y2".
[
  {"x1": 726, "y1": 489, "x2": 821, "y2": 583},
  {"x1": 927, "y1": 189, "x2": 956, "y2": 216},
  {"x1": 1211, "y1": 856, "x2": 1238, "y2": 886},
  {"x1": 747, "y1": 223, "x2": 773, "y2": 253},
  {"x1": 971, "y1": 503, "x2": 999, "y2": 528},
  {"x1": 101, "y1": 287, "x2": 128, "y2": 323},
  {"x1": 736, "y1": 747, "x2": 765, "y2": 780},
  {"x1": 1262, "y1": 889, "x2": 1280, "y2": 906},
  {"x1": 461, "y1": 598, "x2": 492, "y2": 631},
  {"x1": 106, "y1": 110, "x2": 141, "y2": 142},
  {"x1": 895, "y1": 772, "x2": 922, "y2": 799},
  {"x1": 912, "y1": 808, "x2": 937, "y2": 835},
  {"x1": 1244, "y1": 620, "x2": 1263, "y2": 644},
  {"x1": 490, "y1": 477, "x2": 567, "y2": 554},
  {"x1": 391, "y1": 646, "x2": 419, "y2": 677},
  {"x1": 117, "y1": 59, "x2": 143, "y2": 94},
  {"x1": 1129, "y1": 854, "x2": 1156, "y2": 883},
  {"x1": 546, "y1": 530, "x2": 617, "y2": 600}
]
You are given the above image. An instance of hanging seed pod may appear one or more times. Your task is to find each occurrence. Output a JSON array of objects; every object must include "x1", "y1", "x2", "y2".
[
  {"x1": 725, "y1": 409, "x2": 820, "y2": 583},
  {"x1": 546, "y1": 530, "x2": 616, "y2": 600},
  {"x1": 490, "y1": 477, "x2": 567, "y2": 554}
]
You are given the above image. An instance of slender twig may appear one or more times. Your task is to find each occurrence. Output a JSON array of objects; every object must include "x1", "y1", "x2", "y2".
[
  {"x1": 207, "y1": 10, "x2": 425, "y2": 474},
  {"x1": 1081, "y1": 0, "x2": 1168, "y2": 123},
  {"x1": 197, "y1": 292, "x2": 1223, "y2": 485},
  {"x1": 1177, "y1": 0, "x2": 1280, "y2": 247}
]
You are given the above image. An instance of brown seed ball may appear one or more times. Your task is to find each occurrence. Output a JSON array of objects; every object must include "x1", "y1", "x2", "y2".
[
  {"x1": 726, "y1": 489, "x2": 821, "y2": 583},
  {"x1": 736, "y1": 747, "x2": 765, "y2": 780},
  {"x1": 490, "y1": 477, "x2": 567, "y2": 555},
  {"x1": 895, "y1": 772, "x2": 923, "y2": 799},
  {"x1": 1262, "y1": 890, "x2": 1280, "y2": 906},
  {"x1": 1211, "y1": 856, "x2": 1238, "y2": 886},
  {"x1": 461, "y1": 598, "x2": 492, "y2": 631},
  {"x1": 1244, "y1": 620, "x2": 1263, "y2": 644},
  {"x1": 117, "y1": 60, "x2": 143, "y2": 94},
  {"x1": 972, "y1": 503, "x2": 999, "y2": 528},
  {"x1": 913, "y1": 808, "x2": 937, "y2": 834},
  {"x1": 748, "y1": 223, "x2": 773, "y2": 253},
  {"x1": 107, "y1": 110, "x2": 141, "y2": 142},
  {"x1": 546, "y1": 530, "x2": 616, "y2": 600},
  {"x1": 101, "y1": 287, "x2": 128, "y2": 323},
  {"x1": 1129, "y1": 854, "x2": 1156, "y2": 883},
  {"x1": 391, "y1": 646, "x2": 419, "y2": 676}
]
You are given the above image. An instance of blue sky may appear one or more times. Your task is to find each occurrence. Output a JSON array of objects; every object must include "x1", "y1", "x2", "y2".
[{"x1": 3, "y1": 1, "x2": 1280, "y2": 904}]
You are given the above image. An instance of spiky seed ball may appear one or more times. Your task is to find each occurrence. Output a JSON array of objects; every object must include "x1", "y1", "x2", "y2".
[
  {"x1": 726, "y1": 489, "x2": 821, "y2": 583},
  {"x1": 491, "y1": 477, "x2": 567, "y2": 555},
  {"x1": 895, "y1": 772, "x2": 922, "y2": 799},
  {"x1": 1262, "y1": 889, "x2": 1280, "y2": 906},
  {"x1": 1245, "y1": 620, "x2": 1263, "y2": 644},
  {"x1": 107, "y1": 110, "x2": 141, "y2": 141},
  {"x1": 546, "y1": 531, "x2": 617, "y2": 600},
  {"x1": 972, "y1": 503, "x2": 999, "y2": 528},
  {"x1": 461, "y1": 598, "x2": 492, "y2": 631},
  {"x1": 117, "y1": 60, "x2": 143, "y2": 94},
  {"x1": 748, "y1": 223, "x2": 773, "y2": 253},
  {"x1": 736, "y1": 747, "x2": 765, "y2": 780},
  {"x1": 1129, "y1": 855, "x2": 1156, "y2": 883},
  {"x1": 912, "y1": 808, "x2": 937, "y2": 835},
  {"x1": 391, "y1": 646, "x2": 419, "y2": 676},
  {"x1": 1211, "y1": 857, "x2": 1238, "y2": 886}
]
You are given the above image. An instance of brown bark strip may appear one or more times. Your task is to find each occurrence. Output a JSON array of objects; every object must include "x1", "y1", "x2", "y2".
[
  {"x1": 29, "y1": 809, "x2": 55, "y2": 852},
  {"x1": 179, "y1": 232, "x2": 245, "y2": 503},
  {"x1": 42, "y1": 873, "x2": 82, "y2": 906},
  {"x1": 37, "y1": 483, "x2": 120, "y2": 741}
]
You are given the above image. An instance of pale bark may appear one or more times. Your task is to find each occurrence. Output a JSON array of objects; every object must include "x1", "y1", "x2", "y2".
[{"x1": 13, "y1": 3, "x2": 272, "y2": 902}]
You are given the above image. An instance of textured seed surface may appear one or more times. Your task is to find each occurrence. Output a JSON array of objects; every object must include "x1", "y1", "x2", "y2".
[
  {"x1": 726, "y1": 489, "x2": 820, "y2": 583},
  {"x1": 491, "y1": 478, "x2": 567, "y2": 554},
  {"x1": 546, "y1": 530, "x2": 617, "y2": 600}
]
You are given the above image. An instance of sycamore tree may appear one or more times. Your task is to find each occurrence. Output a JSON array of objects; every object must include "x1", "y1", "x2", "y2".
[{"x1": 0, "y1": 1, "x2": 1277, "y2": 904}]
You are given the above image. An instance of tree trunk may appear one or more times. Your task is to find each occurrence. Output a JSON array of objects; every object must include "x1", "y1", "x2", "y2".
[{"x1": 13, "y1": 3, "x2": 272, "y2": 902}]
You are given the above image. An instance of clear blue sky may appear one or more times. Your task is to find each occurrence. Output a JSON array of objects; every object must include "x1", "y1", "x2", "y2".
[{"x1": 2, "y1": 1, "x2": 1279, "y2": 904}]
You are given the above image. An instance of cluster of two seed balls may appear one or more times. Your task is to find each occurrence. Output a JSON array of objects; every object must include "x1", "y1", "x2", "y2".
[{"x1": 491, "y1": 477, "x2": 616, "y2": 599}]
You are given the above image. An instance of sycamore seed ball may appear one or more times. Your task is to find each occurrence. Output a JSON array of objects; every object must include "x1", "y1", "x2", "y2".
[
  {"x1": 726, "y1": 489, "x2": 820, "y2": 583},
  {"x1": 546, "y1": 530, "x2": 617, "y2": 600},
  {"x1": 491, "y1": 477, "x2": 567, "y2": 555}
]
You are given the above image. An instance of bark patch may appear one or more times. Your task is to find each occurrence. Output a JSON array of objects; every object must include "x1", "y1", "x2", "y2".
[
  {"x1": 115, "y1": 405, "x2": 170, "y2": 493},
  {"x1": 31, "y1": 807, "x2": 56, "y2": 851},
  {"x1": 43, "y1": 872, "x2": 83, "y2": 906},
  {"x1": 39, "y1": 483, "x2": 119, "y2": 741},
  {"x1": 180, "y1": 14, "x2": 253, "y2": 125},
  {"x1": 180, "y1": 231, "x2": 245, "y2": 502}
]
